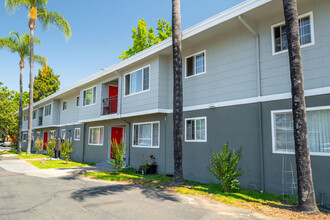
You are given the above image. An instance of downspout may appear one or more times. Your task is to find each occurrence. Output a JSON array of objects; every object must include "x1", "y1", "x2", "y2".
[
  {"x1": 115, "y1": 71, "x2": 131, "y2": 167},
  {"x1": 238, "y1": 15, "x2": 265, "y2": 192}
]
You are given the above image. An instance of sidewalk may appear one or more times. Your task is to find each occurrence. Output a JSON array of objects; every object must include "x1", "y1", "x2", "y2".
[{"x1": 0, "y1": 155, "x2": 111, "y2": 178}]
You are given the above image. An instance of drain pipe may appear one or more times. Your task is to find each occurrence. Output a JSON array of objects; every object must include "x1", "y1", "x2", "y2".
[
  {"x1": 115, "y1": 71, "x2": 131, "y2": 167},
  {"x1": 238, "y1": 15, "x2": 265, "y2": 192}
]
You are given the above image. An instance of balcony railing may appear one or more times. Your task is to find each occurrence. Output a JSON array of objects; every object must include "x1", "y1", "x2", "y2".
[
  {"x1": 38, "y1": 116, "x2": 43, "y2": 126},
  {"x1": 102, "y1": 96, "x2": 118, "y2": 115}
]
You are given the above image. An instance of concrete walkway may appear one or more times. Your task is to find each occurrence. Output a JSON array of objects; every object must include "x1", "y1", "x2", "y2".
[{"x1": 0, "y1": 155, "x2": 111, "y2": 178}]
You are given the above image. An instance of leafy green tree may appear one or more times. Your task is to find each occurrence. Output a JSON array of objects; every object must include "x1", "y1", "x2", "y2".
[
  {"x1": 119, "y1": 18, "x2": 172, "y2": 60},
  {"x1": 107, "y1": 140, "x2": 126, "y2": 174},
  {"x1": 33, "y1": 64, "x2": 60, "y2": 102},
  {"x1": 46, "y1": 139, "x2": 56, "y2": 158},
  {"x1": 5, "y1": 0, "x2": 71, "y2": 155},
  {"x1": 207, "y1": 143, "x2": 246, "y2": 192},
  {"x1": 0, "y1": 31, "x2": 46, "y2": 152},
  {"x1": 0, "y1": 86, "x2": 18, "y2": 142},
  {"x1": 60, "y1": 140, "x2": 74, "y2": 164},
  {"x1": 34, "y1": 137, "x2": 43, "y2": 155},
  {"x1": 13, "y1": 91, "x2": 29, "y2": 108}
]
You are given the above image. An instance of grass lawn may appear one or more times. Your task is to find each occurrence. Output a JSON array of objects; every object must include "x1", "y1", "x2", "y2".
[
  {"x1": 0, "y1": 149, "x2": 26, "y2": 155},
  {"x1": 28, "y1": 159, "x2": 95, "y2": 169},
  {"x1": 16, "y1": 154, "x2": 50, "y2": 159},
  {"x1": 85, "y1": 169, "x2": 329, "y2": 220}
]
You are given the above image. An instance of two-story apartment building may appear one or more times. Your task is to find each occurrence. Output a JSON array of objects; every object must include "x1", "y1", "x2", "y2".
[{"x1": 20, "y1": 0, "x2": 330, "y2": 204}]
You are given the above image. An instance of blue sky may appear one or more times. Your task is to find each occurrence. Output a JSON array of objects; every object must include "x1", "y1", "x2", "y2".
[{"x1": 0, "y1": 0, "x2": 244, "y2": 92}]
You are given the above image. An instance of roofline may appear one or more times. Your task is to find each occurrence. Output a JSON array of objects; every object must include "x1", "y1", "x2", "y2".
[{"x1": 21, "y1": 0, "x2": 271, "y2": 112}]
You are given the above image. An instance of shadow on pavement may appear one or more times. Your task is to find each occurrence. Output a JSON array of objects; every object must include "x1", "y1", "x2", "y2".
[{"x1": 71, "y1": 184, "x2": 179, "y2": 202}]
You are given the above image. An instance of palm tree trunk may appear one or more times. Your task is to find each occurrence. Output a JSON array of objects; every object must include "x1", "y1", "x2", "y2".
[
  {"x1": 27, "y1": 19, "x2": 36, "y2": 155},
  {"x1": 282, "y1": 0, "x2": 319, "y2": 214},
  {"x1": 172, "y1": 0, "x2": 184, "y2": 185},
  {"x1": 17, "y1": 60, "x2": 24, "y2": 153}
]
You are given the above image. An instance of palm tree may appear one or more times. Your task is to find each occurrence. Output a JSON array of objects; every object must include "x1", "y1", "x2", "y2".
[
  {"x1": 0, "y1": 31, "x2": 46, "y2": 153},
  {"x1": 282, "y1": 0, "x2": 319, "y2": 214},
  {"x1": 5, "y1": 0, "x2": 71, "y2": 155},
  {"x1": 172, "y1": 0, "x2": 184, "y2": 185}
]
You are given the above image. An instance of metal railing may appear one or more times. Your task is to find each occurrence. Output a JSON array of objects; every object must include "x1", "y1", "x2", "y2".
[{"x1": 102, "y1": 96, "x2": 118, "y2": 115}]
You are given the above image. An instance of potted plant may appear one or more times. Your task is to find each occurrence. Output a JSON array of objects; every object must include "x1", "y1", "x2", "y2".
[{"x1": 147, "y1": 155, "x2": 157, "y2": 174}]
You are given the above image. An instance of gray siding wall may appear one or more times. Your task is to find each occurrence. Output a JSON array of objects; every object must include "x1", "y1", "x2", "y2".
[
  {"x1": 52, "y1": 101, "x2": 60, "y2": 125},
  {"x1": 79, "y1": 83, "x2": 102, "y2": 121},
  {"x1": 259, "y1": 0, "x2": 330, "y2": 96},
  {"x1": 60, "y1": 94, "x2": 79, "y2": 125},
  {"x1": 121, "y1": 57, "x2": 160, "y2": 114}
]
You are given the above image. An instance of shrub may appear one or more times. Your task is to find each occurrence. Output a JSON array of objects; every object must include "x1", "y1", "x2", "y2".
[
  {"x1": 46, "y1": 139, "x2": 56, "y2": 158},
  {"x1": 107, "y1": 139, "x2": 126, "y2": 174},
  {"x1": 34, "y1": 137, "x2": 43, "y2": 155},
  {"x1": 207, "y1": 142, "x2": 246, "y2": 192},
  {"x1": 60, "y1": 140, "x2": 74, "y2": 164}
]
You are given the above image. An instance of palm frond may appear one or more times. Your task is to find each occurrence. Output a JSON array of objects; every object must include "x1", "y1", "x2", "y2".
[
  {"x1": 0, "y1": 37, "x2": 18, "y2": 53},
  {"x1": 38, "y1": 8, "x2": 72, "y2": 40},
  {"x1": 5, "y1": 0, "x2": 30, "y2": 13},
  {"x1": 33, "y1": 54, "x2": 47, "y2": 65}
]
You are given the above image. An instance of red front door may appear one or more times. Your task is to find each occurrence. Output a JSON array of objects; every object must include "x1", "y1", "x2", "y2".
[
  {"x1": 43, "y1": 132, "x2": 48, "y2": 150},
  {"x1": 111, "y1": 127, "x2": 123, "y2": 159},
  {"x1": 109, "y1": 86, "x2": 118, "y2": 114}
]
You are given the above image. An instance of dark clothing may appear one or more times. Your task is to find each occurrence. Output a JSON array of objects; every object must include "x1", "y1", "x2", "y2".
[{"x1": 55, "y1": 138, "x2": 61, "y2": 158}]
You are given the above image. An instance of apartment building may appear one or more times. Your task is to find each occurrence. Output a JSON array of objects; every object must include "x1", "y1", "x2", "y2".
[{"x1": 21, "y1": 0, "x2": 330, "y2": 204}]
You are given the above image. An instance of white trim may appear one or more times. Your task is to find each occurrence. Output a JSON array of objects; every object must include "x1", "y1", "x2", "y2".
[
  {"x1": 62, "y1": 100, "x2": 68, "y2": 111},
  {"x1": 61, "y1": 129, "x2": 66, "y2": 139},
  {"x1": 123, "y1": 65, "x2": 151, "y2": 97},
  {"x1": 271, "y1": 105, "x2": 330, "y2": 157},
  {"x1": 271, "y1": 11, "x2": 315, "y2": 56},
  {"x1": 185, "y1": 117, "x2": 207, "y2": 142},
  {"x1": 185, "y1": 50, "x2": 207, "y2": 78},
  {"x1": 88, "y1": 126, "x2": 104, "y2": 146},
  {"x1": 74, "y1": 128, "x2": 81, "y2": 141},
  {"x1": 132, "y1": 121, "x2": 160, "y2": 148},
  {"x1": 82, "y1": 85, "x2": 97, "y2": 107},
  {"x1": 44, "y1": 104, "x2": 52, "y2": 117}
]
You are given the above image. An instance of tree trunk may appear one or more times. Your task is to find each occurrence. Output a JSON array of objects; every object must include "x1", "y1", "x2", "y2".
[
  {"x1": 17, "y1": 60, "x2": 25, "y2": 153},
  {"x1": 172, "y1": 0, "x2": 184, "y2": 185},
  {"x1": 282, "y1": 0, "x2": 319, "y2": 214},
  {"x1": 27, "y1": 19, "x2": 36, "y2": 155}
]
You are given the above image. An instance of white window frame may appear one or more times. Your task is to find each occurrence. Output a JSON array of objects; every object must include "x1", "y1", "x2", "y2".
[
  {"x1": 82, "y1": 86, "x2": 97, "y2": 107},
  {"x1": 33, "y1": 110, "x2": 37, "y2": 120},
  {"x1": 185, "y1": 116, "x2": 207, "y2": 142},
  {"x1": 271, "y1": 106, "x2": 330, "y2": 156},
  {"x1": 132, "y1": 121, "x2": 160, "y2": 148},
  {"x1": 23, "y1": 115, "x2": 27, "y2": 121},
  {"x1": 74, "y1": 128, "x2": 81, "y2": 141},
  {"x1": 22, "y1": 133, "x2": 27, "y2": 142},
  {"x1": 124, "y1": 65, "x2": 150, "y2": 97},
  {"x1": 76, "y1": 96, "x2": 80, "y2": 108},
  {"x1": 271, "y1": 11, "x2": 315, "y2": 56},
  {"x1": 61, "y1": 129, "x2": 66, "y2": 140},
  {"x1": 185, "y1": 50, "x2": 207, "y2": 78},
  {"x1": 62, "y1": 101, "x2": 67, "y2": 111},
  {"x1": 88, "y1": 126, "x2": 104, "y2": 146},
  {"x1": 44, "y1": 104, "x2": 51, "y2": 116},
  {"x1": 49, "y1": 130, "x2": 56, "y2": 140}
]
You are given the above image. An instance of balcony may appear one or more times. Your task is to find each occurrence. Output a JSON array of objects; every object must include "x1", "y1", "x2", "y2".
[
  {"x1": 102, "y1": 96, "x2": 118, "y2": 115},
  {"x1": 38, "y1": 116, "x2": 43, "y2": 126}
]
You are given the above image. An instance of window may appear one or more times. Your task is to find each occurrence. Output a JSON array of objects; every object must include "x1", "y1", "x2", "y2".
[
  {"x1": 83, "y1": 86, "x2": 96, "y2": 106},
  {"x1": 186, "y1": 51, "x2": 206, "y2": 77},
  {"x1": 74, "y1": 128, "x2": 81, "y2": 141},
  {"x1": 272, "y1": 107, "x2": 330, "y2": 155},
  {"x1": 62, "y1": 101, "x2": 67, "y2": 111},
  {"x1": 23, "y1": 115, "x2": 28, "y2": 121},
  {"x1": 185, "y1": 117, "x2": 207, "y2": 142},
  {"x1": 272, "y1": 12, "x2": 314, "y2": 54},
  {"x1": 61, "y1": 129, "x2": 66, "y2": 140},
  {"x1": 23, "y1": 133, "x2": 27, "y2": 142},
  {"x1": 33, "y1": 110, "x2": 36, "y2": 119},
  {"x1": 133, "y1": 121, "x2": 159, "y2": 148},
  {"x1": 125, "y1": 66, "x2": 150, "y2": 96},
  {"x1": 89, "y1": 126, "x2": 104, "y2": 145},
  {"x1": 49, "y1": 130, "x2": 56, "y2": 140},
  {"x1": 76, "y1": 96, "x2": 80, "y2": 107},
  {"x1": 45, "y1": 104, "x2": 51, "y2": 116}
]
